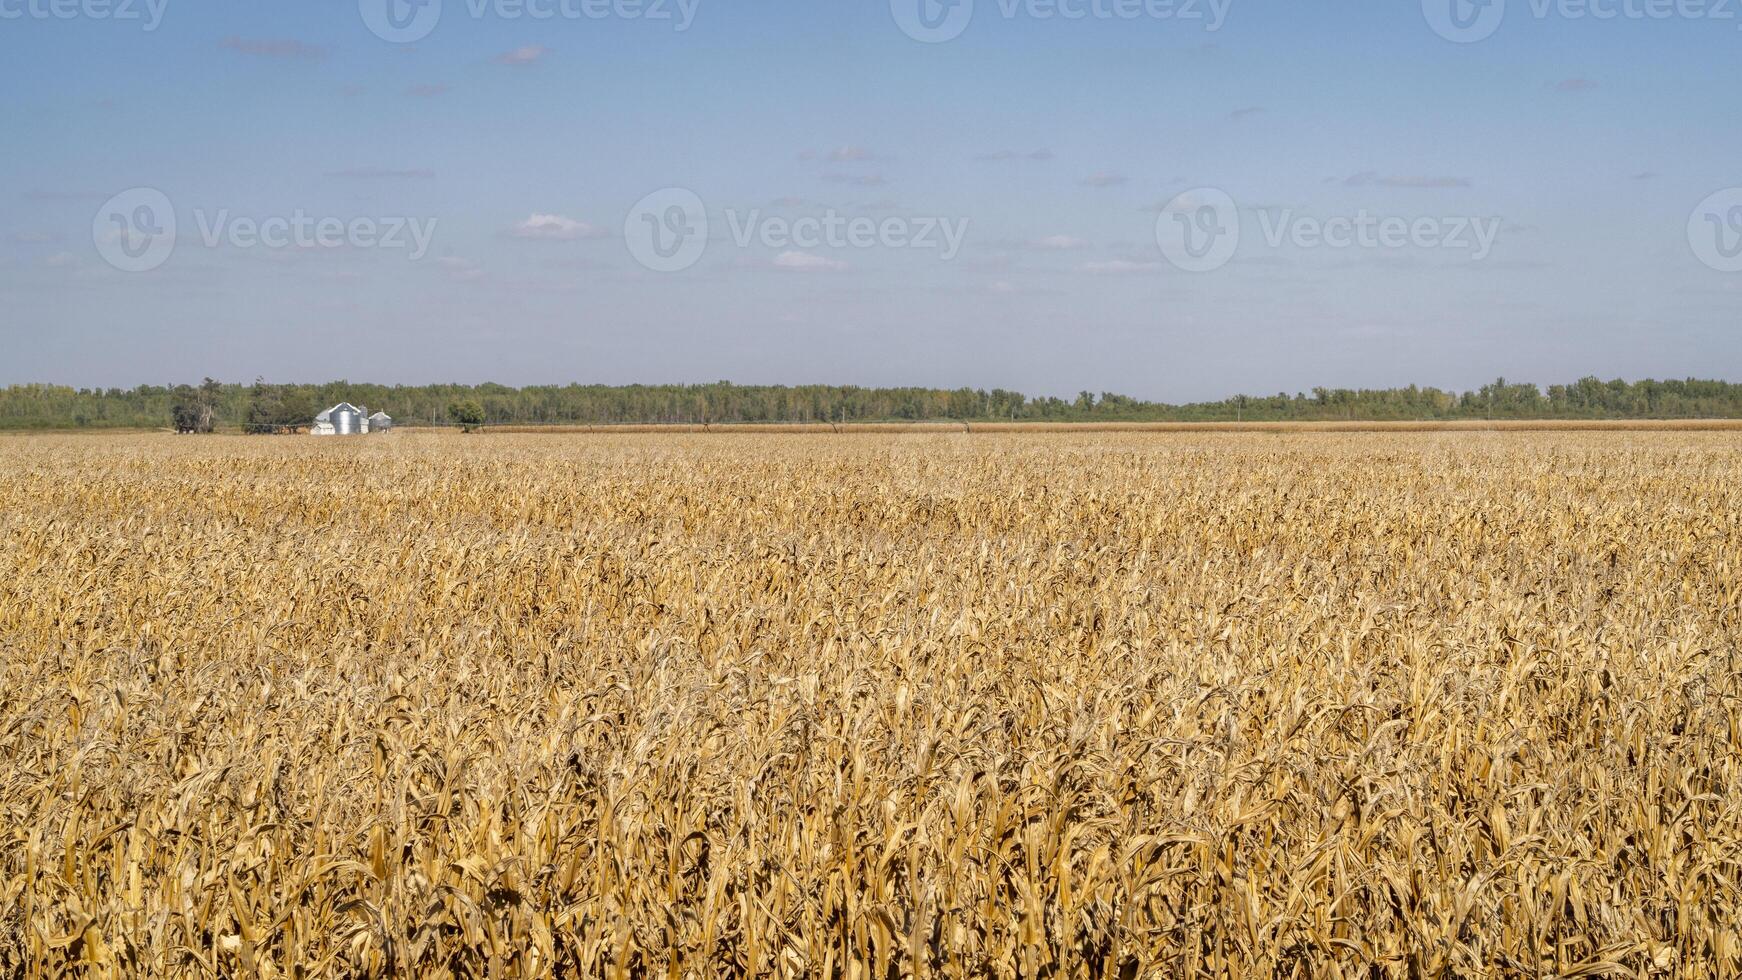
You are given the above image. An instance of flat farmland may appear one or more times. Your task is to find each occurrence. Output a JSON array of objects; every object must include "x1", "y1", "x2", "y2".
[{"x1": 2, "y1": 432, "x2": 1740, "y2": 977}]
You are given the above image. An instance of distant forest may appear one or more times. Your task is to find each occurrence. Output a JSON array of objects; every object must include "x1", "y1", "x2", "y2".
[{"x1": 5, "y1": 377, "x2": 1742, "y2": 430}]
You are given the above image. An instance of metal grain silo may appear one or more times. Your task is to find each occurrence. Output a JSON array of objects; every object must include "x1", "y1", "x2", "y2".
[{"x1": 330, "y1": 402, "x2": 364, "y2": 436}]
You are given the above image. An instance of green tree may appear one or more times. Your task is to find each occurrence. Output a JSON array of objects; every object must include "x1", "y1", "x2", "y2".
[
  {"x1": 170, "y1": 384, "x2": 215, "y2": 433},
  {"x1": 448, "y1": 399, "x2": 486, "y2": 433},
  {"x1": 10, "y1": 375, "x2": 1742, "y2": 431},
  {"x1": 247, "y1": 378, "x2": 285, "y2": 433}
]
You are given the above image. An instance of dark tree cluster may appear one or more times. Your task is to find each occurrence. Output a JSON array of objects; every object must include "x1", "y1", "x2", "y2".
[
  {"x1": 169, "y1": 378, "x2": 223, "y2": 434},
  {"x1": 4, "y1": 377, "x2": 1742, "y2": 431}
]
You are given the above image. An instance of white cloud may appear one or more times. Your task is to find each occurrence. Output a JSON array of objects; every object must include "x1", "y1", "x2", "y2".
[
  {"x1": 823, "y1": 173, "x2": 888, "y2": 188},
  {"x1": 221, "y1": 36, "x2": 325, "y2": 59},
  {"x1": 509, "y1": 214, "x2": 606, "y2": 241},
  {"x1": 1339, "y1": 172, "x2": 1471, "y2": 189},
  {"x1": 773, "y1": 251, "x2": 848, "y2": 272},
  {"x1": 496, "y1": 45, "x2": 550, "y2": 66},
  {"x1": 1031, "y1": 235, "x2": 1091, "y2": 250},
  {"x1": 1152, "y1": 192, "x2": 1216, "y2": 214},
  {"x1": 1080, "y1": 259, "x2": 1160, "y2": 275},
  {"x1": 976, "y1": 149, "x2": 1053, "y2": 162},
  {"x1": 1081, "y1": 172, "x2": 1129, "y2": 188},
  {"x1": 437, "y1": 256, "x2": 486, "y2": 281},
  {"x1": 826, "y1": 145, "x2": 878, "y2": 163},
  {"x1": 326, "y1": 167, "x2": 436, "y2": 179}
]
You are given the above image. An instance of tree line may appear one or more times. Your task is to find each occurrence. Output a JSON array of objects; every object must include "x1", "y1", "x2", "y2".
[{"x1": 3, "y1": 376, "x2": 1742, "y2": 430}]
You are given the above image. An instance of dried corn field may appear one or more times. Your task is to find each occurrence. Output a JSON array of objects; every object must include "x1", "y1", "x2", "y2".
[{"x1": 3, "y1": 431, "x2": 1741, "y2": 978}]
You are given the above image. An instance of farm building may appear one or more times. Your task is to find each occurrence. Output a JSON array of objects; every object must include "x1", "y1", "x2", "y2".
[
  {"x1": 311, "y1": 403, "x2": 370, "y2": 436},
  {"x1": 368, "y1": 411, "x2": 393, "y2": 433}
]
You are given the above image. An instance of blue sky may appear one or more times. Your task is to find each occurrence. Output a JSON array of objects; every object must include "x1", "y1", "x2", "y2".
[{"x1": 2, "y1": 0, "x2": 1739, "y2": 400}]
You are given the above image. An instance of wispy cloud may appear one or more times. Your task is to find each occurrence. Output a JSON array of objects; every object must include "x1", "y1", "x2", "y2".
[
  {"x1": 1338, "y1": 172, "x2": 1471, "y2": 189},
  {"x1": 1079, "y1": 259, "x2": 1160, "y2": 275},
  {"x1": 1081, "y1": 172, "x2": 1129, "y2": 188},
  {"x1": 1030, "y1": 235, "x2": 1092, "y2": 250},
  {"x1": 14, "y1": 231, "x2": 56, "y2": 244},
  {"x1": 826, "y1": 145, "x2": 878, "y2": 163},
  {"x1": 495, "y1": 45, "x2": 550, "y2": 66},
  {"x1": 507, "y1": 214, "x2": 606, "y2": 241},
  {"x1": 976, "y1": 149, "x2": 1054, "y2": 162},
  {"x1": 24, "y1": 190, "x2": 109, "y2": 202},
  {"x1": 1553, "y1": 78, "x2": 1599, "y2": 92},
  {"x1": 436, "y1": 256, "x2": 486, "y2": 282},
  {"x1": 801, "y1": 146, "x2": 884, "y2": 163},
  {"x1": 1147, "y1": 190, "x2": 1224, "y2": 213},
  {"x1": 772, "y1": 251, "x2": 848, "y2": 272},
  {"x1": 221, "y1": 36, "x2": 325, "y2": 60},
  {"x1": 1229, "y1": 106, "x2": 1267, "y2": 120},
  {"x1": 1630, "y1": 171, "x2": 1659, "y2": 181},
  {"x1": 326, "y1": 167, "x2": 436, "y2": 179},
  {"x1": 823, "y1": 173, "x2": 888, "y2": 188},
  {"x1": 405, "y1": 84, "x2": 450, "y2": 98}
]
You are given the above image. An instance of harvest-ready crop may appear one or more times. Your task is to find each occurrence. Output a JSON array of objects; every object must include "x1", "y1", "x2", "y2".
[{"x1": 2, "y1": 431, "x2": 1739, "y2": 977}]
